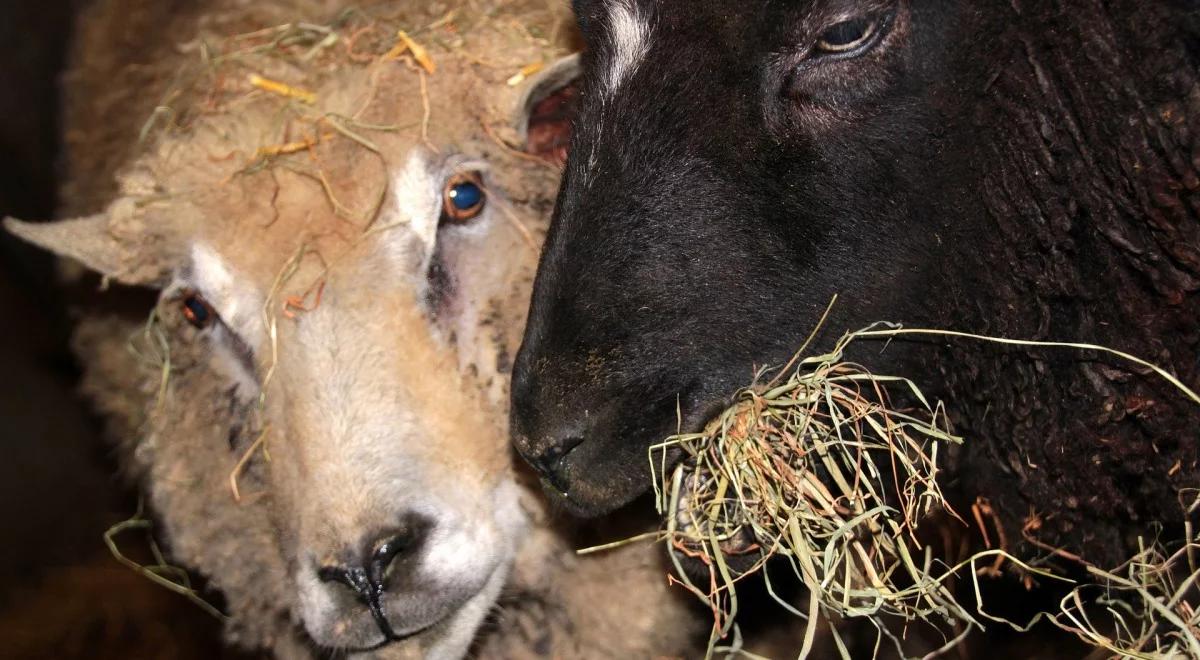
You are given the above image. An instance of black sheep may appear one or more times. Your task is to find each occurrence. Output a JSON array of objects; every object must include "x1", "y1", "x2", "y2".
[{"x1": 512, "y1": 0, "x2": 1200, "y2": 567}]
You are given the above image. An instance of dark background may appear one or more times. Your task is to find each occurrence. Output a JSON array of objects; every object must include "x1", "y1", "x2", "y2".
[{"x1": 0, "y1": 2, "x2": 241, "y2": 656}]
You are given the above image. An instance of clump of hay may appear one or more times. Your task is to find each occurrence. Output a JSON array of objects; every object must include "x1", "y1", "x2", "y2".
[
  {"x1": 653, "y1": 317, "x2": 980, "y2": 658},
  {"x1": 644, "y1": 300, "x2": 1200, "y2": 658}
]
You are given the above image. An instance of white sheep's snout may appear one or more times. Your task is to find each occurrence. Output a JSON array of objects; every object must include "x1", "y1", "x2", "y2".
[{"x1": 293, "y1": 484, "x2": 523, "y2": 655}]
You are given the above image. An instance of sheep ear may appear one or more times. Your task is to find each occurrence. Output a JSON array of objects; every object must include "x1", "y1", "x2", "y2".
[
  {"x1": 5, "y1": 214, "x2": 124, "y2": 276},
  {"x1": 4, "y1": 213, "x2": 167, "y2": 286},
  {"x1": 515, "y1": 53, "x2": 581, "y2": 167}
]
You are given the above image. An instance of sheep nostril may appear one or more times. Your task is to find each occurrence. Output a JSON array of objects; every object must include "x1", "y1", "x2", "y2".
[
  {"x1": 366, "y1": 516, "x2": 433, "y2": 589},
  {"x1": 318, "y1": 564, "x2": 373, "y2": 600},
  {"x1": 317, "y1": 563, "x2": 396, "y2": 640},
  {"x1": 529, "y1": 435, "x2": 585, "y2": 494}
]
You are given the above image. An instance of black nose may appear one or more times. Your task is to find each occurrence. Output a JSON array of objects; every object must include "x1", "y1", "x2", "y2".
[
  {"x1": 317, "y1": 517, "x2": 432, "y2": 639},
  {"x1": 509, "y1": 346, "x2": 588, "y2": 493},
  {"x1": 366, "y1": 523, "x2": 428, "y2": 587},
  {"x1": 519, "y1": 434, "x2": 585, "y2": 493}
]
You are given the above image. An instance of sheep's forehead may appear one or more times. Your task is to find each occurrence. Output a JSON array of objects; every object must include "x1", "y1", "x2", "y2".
[
  {"x1": 143, "y1": 66, "x2": 487, "y2": 278},
  {"x1": 117, "y1": 4, "x2": 570, "y2": 318},
  {"x1": 170, "y1": 141, "x2": 484, "y2": 308}
]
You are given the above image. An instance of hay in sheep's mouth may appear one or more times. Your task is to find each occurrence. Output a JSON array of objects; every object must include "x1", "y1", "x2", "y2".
[
  {"x1": 672, "y1": 467, "x2": 759, "y2": 558},
  {"x1": 653, "y1": 312, "x2": 979, "y2": 657},
  {"x1": 635, "y1": 297, "x2": 1200, "y2": 659}
]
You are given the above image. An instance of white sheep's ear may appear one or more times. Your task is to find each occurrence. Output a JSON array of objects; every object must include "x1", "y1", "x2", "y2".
[
  {"x1": 4, "y1": 211, "x2": 171, "y2": 287},
  {"x1": 514, "y1": 53, "x2": 581, "y2": 166},
  {"x1": 5, "y1": 214, "x2": 123, "y2": 275}
]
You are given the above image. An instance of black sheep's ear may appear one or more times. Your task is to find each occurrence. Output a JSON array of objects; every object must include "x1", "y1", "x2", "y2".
[{"x1": 514, "y1": 54, "x2": 582, "y2": 168}]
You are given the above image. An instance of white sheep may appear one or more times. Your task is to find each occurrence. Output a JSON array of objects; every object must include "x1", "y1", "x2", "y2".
[{"x1": 6, "y1": 0, "x2": 700, "y2": 657}]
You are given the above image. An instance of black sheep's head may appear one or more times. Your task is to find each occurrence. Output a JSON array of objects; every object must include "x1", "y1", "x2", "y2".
[{"x1": 512, "y1": 0, "x2": 966, "y2": 515}]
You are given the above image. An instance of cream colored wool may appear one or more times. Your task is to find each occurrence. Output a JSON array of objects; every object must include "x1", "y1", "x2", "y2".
[{"x1": 9, "y1": 0, "x2": 701, "y2": 657}]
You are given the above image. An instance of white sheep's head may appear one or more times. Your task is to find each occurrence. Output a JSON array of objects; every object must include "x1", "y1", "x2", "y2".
[{"x1": 5, "y1": 10, "x2": 579, "y2": 657}]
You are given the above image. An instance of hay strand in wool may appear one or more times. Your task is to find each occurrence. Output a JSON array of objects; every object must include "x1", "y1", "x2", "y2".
[
  {"x1": 1044, "y1": 492, "x2": 1200, "y2": 659},
  {"x1": 104, "y1": 502, "x2": 227, "y2": 621}
]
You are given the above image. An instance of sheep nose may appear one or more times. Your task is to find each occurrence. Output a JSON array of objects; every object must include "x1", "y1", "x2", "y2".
[
  {"x1": 317, "y1": 524, "x2": 429, "y2": 593},
  {"x1": 516, "y1": 433, "x2": 585, "y2": 494},
  {"x1": 366, "y1": 525, "x2": 427, "y2": 586},
  {"x1": 317, "y1": 517, "x2": 432, "y2": 638},
  {"x1": 509, "y1": 349, "x2": 587, "y2": 494}
]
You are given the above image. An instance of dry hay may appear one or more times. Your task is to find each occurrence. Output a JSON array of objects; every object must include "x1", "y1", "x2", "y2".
[
  {"x1": 1043, "y1": 493, "x2": 1200, "y2": 659},
  {"x1": 105, "y1": 501, "x2": 227, "y2": 622},
  {"x1": 652, "y1": 312, "x2": 979, "y2": 658},
  {"x1": 107, "y1": 311, "x2": 228, "y2": 620},
  {"x1": 596, "y1": 297, "x2": 1200, "y2": 659}
]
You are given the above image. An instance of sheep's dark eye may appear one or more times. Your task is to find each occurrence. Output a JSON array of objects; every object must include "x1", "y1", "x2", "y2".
[
  {"x1": 181, "y1": 292, "x2": 215, "y2": 329},
  {"x1": 442, "y1": 173, "x2": 486, "y2": 223},
  {"x1": 816, "y1": 17, "x2": 877, "y2": 53}
]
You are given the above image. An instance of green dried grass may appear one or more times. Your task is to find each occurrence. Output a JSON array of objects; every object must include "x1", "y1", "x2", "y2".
[
  {"x1": 1049, "y1": 493, "x2": 1200, "y2": 659},
  {"x1": 111, "y1": 310, "x2": 229, "y2": 619},
  {"x1": 126, "y1": 308, "x2": 172, "y2": 415},
  {"x1": 654, "y1": 317, "x2": 979, "y2": 658},
  {"x1": 104, "y1": 502, "x2": 227, "y2": 621},
  {"x1": 643, "y1": 298, "x2": 1200, "y2": 659}
]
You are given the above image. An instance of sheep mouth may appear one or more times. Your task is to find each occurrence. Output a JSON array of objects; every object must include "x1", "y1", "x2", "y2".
[
  {"x1": 670, "y1": 463, "x2": 761, "y2": 560},
  {"x1": 303, "y1": 618, "x2": 441, "y2": 657},
  {"x1": 665, "y1": 395, "x2": 763, "y2": 563},
  {"x1": 300, "y1": 576, "x2": 486, "y2": 655}
]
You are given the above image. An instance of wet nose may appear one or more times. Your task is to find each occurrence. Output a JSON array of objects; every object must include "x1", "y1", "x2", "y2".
[
  {"x1": 510, "y1": 347, "x2": 588, "y2": 492},
  {"x1": 514, "y1": 432, "x2": 585, "y2": 493},
  {"x1": 317, "y1": 516, "x2": 432, "y2": 637}
]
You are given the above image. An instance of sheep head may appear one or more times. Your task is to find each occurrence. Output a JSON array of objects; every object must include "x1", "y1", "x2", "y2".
[{"x1": 6, "y1": 3, "x2": 578, "y2": 655}]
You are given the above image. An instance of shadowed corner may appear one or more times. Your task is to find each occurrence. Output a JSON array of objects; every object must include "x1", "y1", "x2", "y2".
[{"x1": 0, "y1": 1, "x2": 251, "y2": 657}]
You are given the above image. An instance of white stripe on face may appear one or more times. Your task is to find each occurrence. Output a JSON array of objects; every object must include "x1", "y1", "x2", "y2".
[
  {"x1": 602, "y1": 0, "x2": 651, "y2": 95},
  {"x1": 190, "y1": 242, "x2": 262, "y2": 341}
]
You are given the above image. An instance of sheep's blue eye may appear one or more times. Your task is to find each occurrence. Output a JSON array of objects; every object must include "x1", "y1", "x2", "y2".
[
  {"x1": 442, "y1": 174, "x2": 487, "y2": 222},
  {"x1": 449, "y1": 182, "x2": 483, "y2": 210}
]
